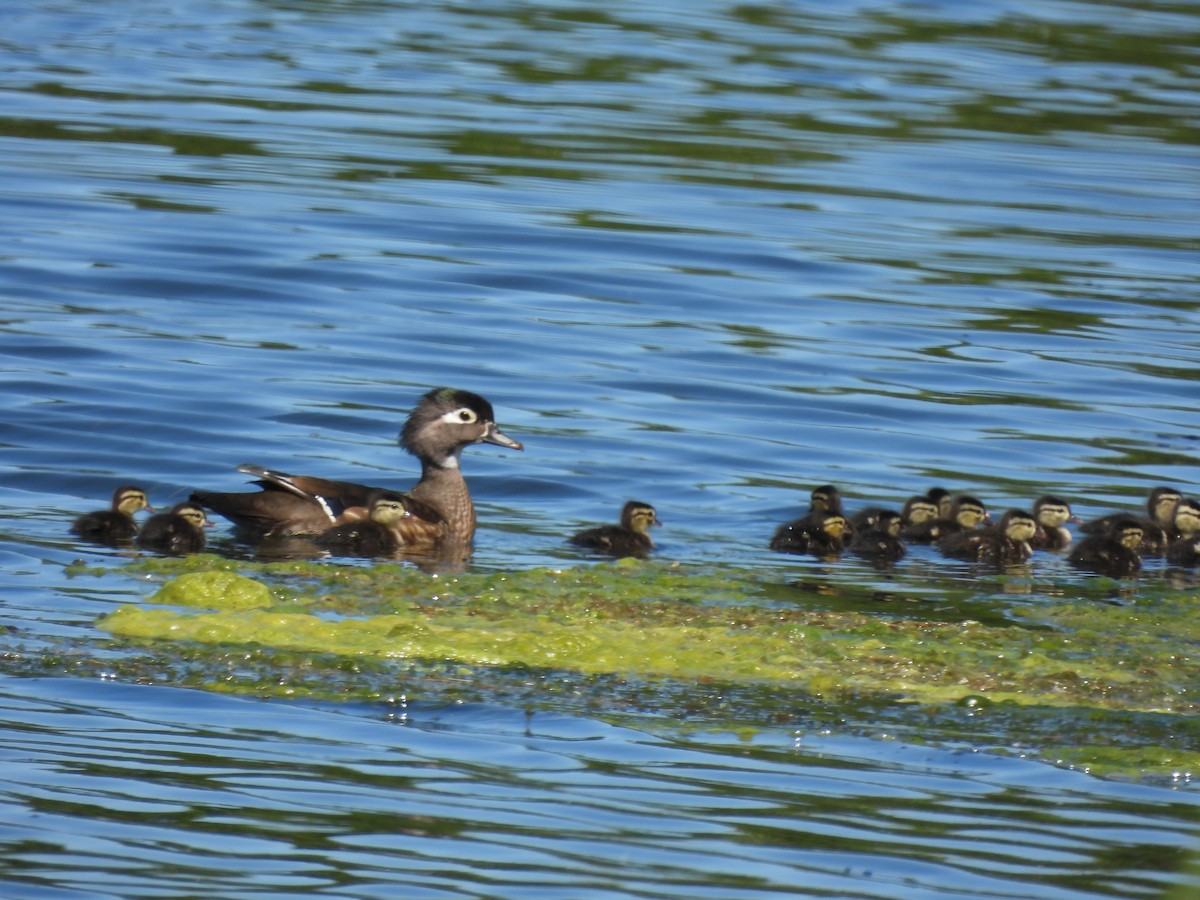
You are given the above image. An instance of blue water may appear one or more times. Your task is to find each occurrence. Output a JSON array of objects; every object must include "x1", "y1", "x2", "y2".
[{"x1": 2, "y1": 0, "x2": 1200, "y2": 896}]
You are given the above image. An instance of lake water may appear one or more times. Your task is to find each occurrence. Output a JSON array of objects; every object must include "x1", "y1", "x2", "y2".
[{"x1": 2, "y1": 0, "x2": 1200, "y2": 897}]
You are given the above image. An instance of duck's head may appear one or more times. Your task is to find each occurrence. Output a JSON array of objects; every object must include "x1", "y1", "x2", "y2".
[
  {"x1": 809, "y1": 485, "x2": 842, "y2": 514},
  {"x1": 927, "y1": 487, "x2": 953, "y2": 519},
  {"x1": 1148, "y1": 486, "x2": 1183, "y2": 528},
  {"x1": 368, "y1": 491, "x2": 409, "y2": 526},
  {"x1": 113, "y1": 485, "x2": 152, "y2": 516},
  {"x1": 1110, "y1": 516, "x2": 1145, "y2": 550},
  {"x1": 819, "y1": 513, "x2": 848, "y2": 539},
  {"x1": 877, "y1": 511, "x2": 904, "y2": 537},
  {"x1": 1033, "y1": 495, "x2": 1079, "y2": 529},
  {"x1": 901, "y1": 495, "x2": 938, "y2": 525},
  {"x1": 1174, "y1": 498, "x2": 1200, "y2": 537},
  {"x1": 400, "y1": 388, "x2": 523, "y2": 468},
  {"x1": 169, "y1": 502, "x2": 212, "y2": 529},
  {"x1": 999, "y1": 509, "x2": 1037, "y2": 544},
  {"x1": 952, "y1": 495, "x2": 988, "y2": 529},
  {"x1": 620, "y1": 500, "x2": 661, "y2": 535}
]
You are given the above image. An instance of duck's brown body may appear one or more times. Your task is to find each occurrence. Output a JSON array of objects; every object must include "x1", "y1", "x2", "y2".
[
  {"x1": 191, "y1": 388, "x2": 522, "y2": 551},
  {"x1": 71, "y1": 485, "x2": 151, "y2": 544},
  {"x1": 569, "y1": 501, "x2": 661, "y2": 558}
]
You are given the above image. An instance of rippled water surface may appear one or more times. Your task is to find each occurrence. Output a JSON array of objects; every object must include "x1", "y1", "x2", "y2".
[{"x1": 2, "y1": 0, "x2": 1200, "y2": 897}]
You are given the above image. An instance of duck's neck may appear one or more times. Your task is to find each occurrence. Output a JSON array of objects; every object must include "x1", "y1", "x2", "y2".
[{"x1": 409, "y1": 456, "x2": 476, "y2": 543}]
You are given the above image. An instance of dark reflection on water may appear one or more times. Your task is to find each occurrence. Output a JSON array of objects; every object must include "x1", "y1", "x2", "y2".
[{"x1": 2, "y1": 0, "x2": 1200, "y2": 897}]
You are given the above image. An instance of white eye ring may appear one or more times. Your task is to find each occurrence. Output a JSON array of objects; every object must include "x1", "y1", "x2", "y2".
[{"x1": 442, "y1": 407, "x2": 478, "y2": 425}]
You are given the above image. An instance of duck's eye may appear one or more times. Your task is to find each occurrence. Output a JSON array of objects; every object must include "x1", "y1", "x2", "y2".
[{"x1": 443, "y1": 407, "x2": 478, "y2": 424}]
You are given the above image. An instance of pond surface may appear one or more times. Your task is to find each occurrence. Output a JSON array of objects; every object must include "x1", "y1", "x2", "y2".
[{"x1": 2, "y1": 0, "x2": 1200, "y2": 897}]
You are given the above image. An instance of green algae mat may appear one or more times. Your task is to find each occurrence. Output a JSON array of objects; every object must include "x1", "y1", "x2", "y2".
[{"x1": 86, "y1": 554, "x2": 1200, "y2": 781}]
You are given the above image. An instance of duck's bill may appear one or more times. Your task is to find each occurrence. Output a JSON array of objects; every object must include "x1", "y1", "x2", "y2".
[{"x1": 482, "y1": 424, "x2": 524, "y2": 451}]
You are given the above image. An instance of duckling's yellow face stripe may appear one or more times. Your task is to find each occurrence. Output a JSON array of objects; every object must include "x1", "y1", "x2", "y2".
[{"x1": 117, "y1": 491, "x2": 149, "y2": 514}]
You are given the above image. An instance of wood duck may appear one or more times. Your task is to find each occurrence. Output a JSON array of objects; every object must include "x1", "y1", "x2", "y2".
[
  {"x1": 848, "y1": 509, "x2": 907, "y2": 564},
  {"x1": 769, "y1": 510, "x2": 848, "y2": 558},
  {"x1": 771, "y1": 485, "x2": 851, "y2": 549},
  {"x1": 191, "y1": 388, "x2": 523, "y2": 549},
  {"x1": 1081, "y1": 486, "x2": 1181, "y2": 555},
  {"x1": 70, "y1": 485, "x2": 152, "y2": 544},
  {"x1": 1068, "y1": 515, "x2": 1144, "y2": 576},
  {"x1": 939, "y1": 508, "x2": 1037, "y2": 565},
  {"x1": 902, "y1": 495, "x2": 988, "y2": 543},
  {"x1": 899, "y1": 494, "x2": 939, "y2": 528},
  {"x1": 1029, "y1": 495, "x2": 1081, "y2": 552},
  {"x1": 569, "y1": 500, "x2": 661, "y2": 558},
  {"x1": 926, "y1": 487, "x2": 953, "y2": 520},
  {"x1": 315, "y1": 491, "x2": 411, "y2": 557},
  {"x1": 1165, "y1": 498, "x2": 1200, "y2": 566},
  {"x1": 137, "y1": 502, "x2": 211, "y2": 554}
]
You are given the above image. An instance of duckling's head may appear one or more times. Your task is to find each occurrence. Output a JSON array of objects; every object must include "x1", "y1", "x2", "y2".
[
  {"x1": 620, "y1": 500, "x2": 661, "y2": 535},
  {"x1": 809, "y1": 485, "x2": 842, "y2": 514},
  {"x1": 1000, "y1": 509, "x2": 1037, "y2": 544},
  {"x1": 952, "y1": 496, "x2": 988, "y2": 529},
  {"x1": 927, "y1": 487, "x2": 953, "y2": 519},
  {"x1": 400, "y1": 387, "x2": 523, "y2": 467},
  {"x1": 877, "y1": 511, "x2": 904, "y2": 537},
  {"x1": 1111, "y1": 516, "x2": 1145, "y2": 550},
  {"x1": 1174, "y1": 498, "x2": 1200, "y2": 537},
  {"x1": 169, "y1": 502, "x2": 210, "y2": 530},
  {"x1": 901, "y1": 496, "x2": 938, "y2": 525},
  {"x1": 1033, "y1": 495, "x2": 1077, "y2": 529},
  {"x1": 368, "y1": 492, "x2": 409, "y2": 526},
  {"x1": 113, "y1": 485, "x2": 151, "y2": 516},
  {"x1": 820, "y1": 513, "x2": 848, "y2": 539},
  {"x1": 1148, "y1": 486, "x2": 1183, "y2": 527}
]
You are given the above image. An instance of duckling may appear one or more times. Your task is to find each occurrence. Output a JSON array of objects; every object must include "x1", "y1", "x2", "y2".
[
  {"x1": 1069, "y1": 515, "x2": 1144, "y2": 576},
  {"x1": 1029, "y1": 495, "x2": 1081, "y2": 552},
  {"x1": 1165, "y1": 498, "x2": 1200, "y2": 566},
  {"x1": 137, "y1": 502, "x2": 211, "y2": 554},
  {"x1": 70, "y1": 485, "x2": 152, "y2": 544},
  {"x1": 569, "y1": 500, "x2": 661, "y2": 558},
  {"x1": 314, "y1": 491, "x2": 410, "y2": 557},
  {"x1": 848, "y1": 510, "x2": 907, "y2": 564},
  {"x1": 191, "y1": 388, "x2": 523, "y2": 549},
  {"x1": 1081, "y1": 486, "x2": 1181, "y2": 555},
  {"x1": 926, "y1": 487, "x2": 953, "y2": 520},
  {"x1": 902, "y1": 495, "x2": 988, "y2": 543},
  {"x1": 769, "y1": 511, "x2": 847, "y2": 558},
  {"x1": 939, "y1": 508, "x2": 1037, "y2": 565},
  {"x1": 771, "y1": 485, "x2": 851, "y2": 550}
]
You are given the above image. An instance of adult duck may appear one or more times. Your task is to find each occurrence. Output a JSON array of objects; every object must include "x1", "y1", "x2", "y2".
[{"x1": 191, "y1": 387, "x2": 522, "y2": 550}]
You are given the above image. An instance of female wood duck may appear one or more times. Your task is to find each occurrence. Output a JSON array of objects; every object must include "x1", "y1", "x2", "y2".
[
  {"x1": 1068, "y1": 515, "x2": 1144, "y2": 576},
  {"x1": 1029, "y1": 495, "x2": 1081, "y2": 552},
  {"x1": 1081, "y1": 486, "x2": 1181, "y2": 555},
  {"x1": 137, "y1": 502, "x2": 211, "y2": 554},
  {"x1": 569, "y1": 501, "x2": 661, "y2": 558},
  {"x1": 190, "y1": 388, "x2": 523, "y2": 550},
  {"x1": 70, "y1": 485, "x2": 152, "y2": 544},
  {"x1": 315, "y1": 491, "x2": 411, "y2": 557},
  {"x1": 939, "y1": 508, "x2": 1037, "y2": 565},
  {"x1": 902, "y1": 495, "x2": 988, "y2": 543},
  {"x1": 769, "y1": 510, "x2": 848, "y2": 558},
  {"x1": 848, "y1": 509, "x2": 907, "y2": 565}
]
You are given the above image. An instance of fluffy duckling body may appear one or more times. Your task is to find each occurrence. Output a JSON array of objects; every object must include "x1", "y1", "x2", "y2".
[
  {"x1": 902, "y1": 495, "x2": 988, "y2": 544},
  {"x1": 769, "y1": 511, "x2": 848, "y2": 558},
  {"x1": 569, "y1": 501, "x2": 661, "y2": 558},
  {"x1": 1069, "y1": 516, "x2": 1144, "y2": 576},
  {"x1": 848, "y1": 510, "x2": 907, "y2": 564},
  {"x1": 191, "y1": 388, "x2": 523, "y2": 549},
  {"x1": 939, "y1": 508, "x2": 1037, "y2": 565},
  {"x1": 314, "y1": 492, "x2": 410, "y2": 557},
  {"x1": 71, "y1": 485, "x2": 152, "y2": 544},
  {"x1": 771, "y1": 485, "x2": 851, "y2": 550},
  {"x1": 1029, "y1": 495, "x2": 1081, "y2": 552},
  {"x1": 1165, "y1": 498, "x2": 1200, "y2": 566},
  {"x1": 1081, "y1": 486, "x2": 1181, "y2": 556},
  {"x1": 137, "y1": 502, "x2": 211, "y2": 554}
]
